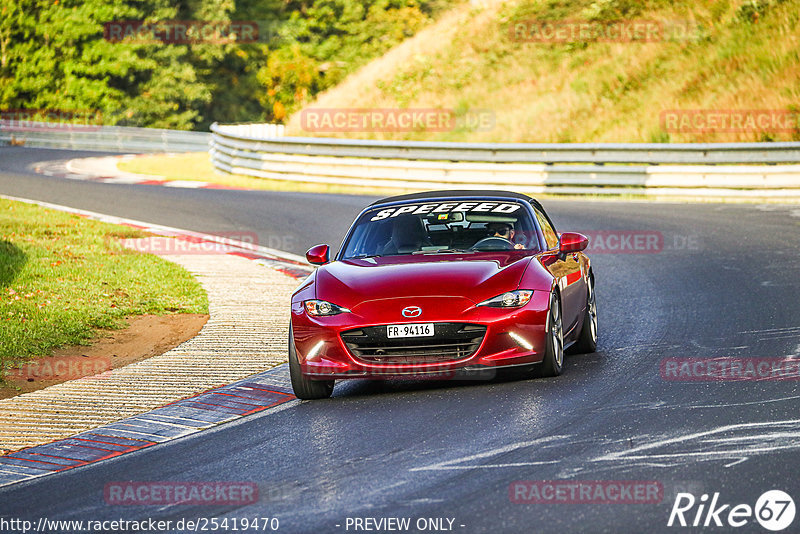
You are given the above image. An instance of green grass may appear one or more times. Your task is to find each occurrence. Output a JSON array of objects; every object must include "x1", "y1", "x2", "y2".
[
  {"x1": 286, "y1": 0, "x2": 800, "y2": 143},
  {"x1": 0, "y1": 199, "x2": 208, "y2": 381}
]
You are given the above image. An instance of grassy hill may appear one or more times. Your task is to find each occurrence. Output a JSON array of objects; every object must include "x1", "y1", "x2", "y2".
[{"x1": 285, "y1": 0, "x2": 800, "y2": 143}]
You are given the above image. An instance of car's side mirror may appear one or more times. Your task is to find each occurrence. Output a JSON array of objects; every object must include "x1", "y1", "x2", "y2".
[
  {"x1": 306, "y1": 244, "x2": 330, "y2": 265},
  {"x1": 559, "y1": 232, "x2": 589, "y2": 254}
]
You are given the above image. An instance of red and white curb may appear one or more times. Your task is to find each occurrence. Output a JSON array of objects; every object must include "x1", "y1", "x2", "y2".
[
  {"x1": 34, "y1": 154, "x2": 247, "y2": 190},
  {"x1": 0, "y1": 367, "x2": 296, "y2": 488},
  {"x1": 0, "y1": 195, "x2": 315, "y2": 488}
]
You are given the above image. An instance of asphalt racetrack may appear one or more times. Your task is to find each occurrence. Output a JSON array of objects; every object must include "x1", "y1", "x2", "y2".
[{"x1": 1, "y1": 147, "x2": 799, "y2": 533}]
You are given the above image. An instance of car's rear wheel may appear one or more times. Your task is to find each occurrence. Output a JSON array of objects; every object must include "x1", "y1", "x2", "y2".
[
  {"x1": 288, "y1": 326, "x2": 334, "y2": 400},
  {"x1": 534, "y1": 292, "x2": 564, "y2": 378},
  {"x1": 571, "y1": 274, "x2": 598, "y2": 354}
]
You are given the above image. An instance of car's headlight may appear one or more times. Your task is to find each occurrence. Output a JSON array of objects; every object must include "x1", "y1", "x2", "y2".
[
  {"x1": 477, "y1": 290, "x2": 533, "y2": 308},
  {"x1": 304, "y1": 300, "x2": 351, "y2": 316}
]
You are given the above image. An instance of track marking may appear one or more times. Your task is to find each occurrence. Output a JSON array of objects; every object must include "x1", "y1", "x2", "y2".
[
  {"x1": 410, "y1": 436, "x2": 567, "y2": 472},
  {"x1": 592, "y1": 419, "x2": 800, "y2": 465}
]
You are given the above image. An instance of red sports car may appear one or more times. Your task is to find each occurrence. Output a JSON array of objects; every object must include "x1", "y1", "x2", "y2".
[{"x1": 289, "y1": 190, "x2": 597, "y2": 399}]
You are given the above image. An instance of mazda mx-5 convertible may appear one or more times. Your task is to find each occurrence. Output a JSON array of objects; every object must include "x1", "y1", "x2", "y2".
[{"x1": 289, "y1": 190, "x2": 597, "y2": 399}]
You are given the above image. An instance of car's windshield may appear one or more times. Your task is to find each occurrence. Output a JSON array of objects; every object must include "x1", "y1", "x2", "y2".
[{"x1": 340, "y1": 200, "x2": 540, "y2": 259}]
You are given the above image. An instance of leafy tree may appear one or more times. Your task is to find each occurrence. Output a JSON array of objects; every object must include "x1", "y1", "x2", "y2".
[{"x1": 1, "y1": 0, "x2": 457, "y2": 129}]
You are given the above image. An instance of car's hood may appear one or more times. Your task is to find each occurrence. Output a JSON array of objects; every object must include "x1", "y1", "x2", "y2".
[{"x1": 314, "y1": 253, "x2": 533, "y2": 308}]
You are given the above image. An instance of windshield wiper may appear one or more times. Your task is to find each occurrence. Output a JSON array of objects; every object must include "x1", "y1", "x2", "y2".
[{"x1": 349, "y1": 254, "x2": 382, "y2": 259}]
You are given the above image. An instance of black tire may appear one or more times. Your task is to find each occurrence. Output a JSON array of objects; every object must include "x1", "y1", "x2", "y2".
[
  {"x1": 288, "y1": 326, "x2": 334, "y2": 400},
  {"x1": 534, "y1": 292, "x2": 564, "y2": 378},
  {"x1": 571, "y1": 274, "x2": 598, "y2": 354}
]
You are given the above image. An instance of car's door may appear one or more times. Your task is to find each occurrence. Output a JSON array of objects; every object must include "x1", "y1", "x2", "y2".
[{"x1": 533, "y1": 206, "x2": 585, "y2": 333}]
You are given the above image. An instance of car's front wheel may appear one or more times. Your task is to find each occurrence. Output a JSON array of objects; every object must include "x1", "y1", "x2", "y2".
[
  {"x1": 534, "y1": 292, "x2": 564, "y2": 378},
  {"x1": 288, "y1": 326, "x2": 334, "y2": 400}
]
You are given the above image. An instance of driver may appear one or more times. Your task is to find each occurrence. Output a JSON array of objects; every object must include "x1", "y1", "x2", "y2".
[{"x1": 487, "y1": 223, "x2": 524, "y2": 249}]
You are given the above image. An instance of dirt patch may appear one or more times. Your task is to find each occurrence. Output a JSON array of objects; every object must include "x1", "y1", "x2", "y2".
[{"x1": 0, "y1": 314, "x2": 208, "y2": 399}]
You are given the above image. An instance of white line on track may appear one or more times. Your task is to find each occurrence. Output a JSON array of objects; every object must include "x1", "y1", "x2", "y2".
[{"x1": 410, "y1": 435, "x2": 568, "y2": 472}]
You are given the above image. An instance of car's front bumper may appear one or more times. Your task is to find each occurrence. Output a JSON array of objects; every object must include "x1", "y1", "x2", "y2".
[{"x1": 290, "y1": 291, "x2": 551, "y2": 380}]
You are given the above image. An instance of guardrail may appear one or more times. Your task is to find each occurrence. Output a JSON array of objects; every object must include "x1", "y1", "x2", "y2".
[
  {"x1": 0, "y1": 121, "x2": 209, "y2": 153},
  {"x1": 210, "y1": 122, "x2": 800, "y2": 198},
  {"x1": 5, "y1": 120, "x2": 799, "y2": 197}
]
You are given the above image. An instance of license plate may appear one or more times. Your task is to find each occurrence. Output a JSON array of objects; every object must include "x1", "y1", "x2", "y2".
[{"x1": 387, "y1": 323, "x2": 434, "y2": 338}]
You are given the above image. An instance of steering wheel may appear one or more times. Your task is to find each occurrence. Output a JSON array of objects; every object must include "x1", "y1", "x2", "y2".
[{"x1": 470, "y1": 236, "x2": 514, "y2": 251}]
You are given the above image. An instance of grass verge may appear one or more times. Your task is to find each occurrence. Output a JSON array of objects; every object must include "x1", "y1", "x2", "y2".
[
  {"x1": 0, "y1": 198, "x2": 208, "y2": 386},
  {"x1": 286, "y1": 0, "x2": 800, "y2": 144}
]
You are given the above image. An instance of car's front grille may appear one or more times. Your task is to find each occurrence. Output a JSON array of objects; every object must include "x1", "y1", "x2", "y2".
[{"x1": 340, "y1": 323, "x2": 487, "y2": 364}]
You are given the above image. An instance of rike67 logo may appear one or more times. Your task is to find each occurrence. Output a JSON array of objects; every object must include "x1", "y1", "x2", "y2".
[{"x1": 668, "y1": 490, "x2": 795, "y2": 531}]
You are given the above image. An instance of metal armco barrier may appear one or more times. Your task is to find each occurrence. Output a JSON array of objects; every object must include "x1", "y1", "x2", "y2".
[
  {"x1": 210, "y1": 122, "x2": 800, "y2": 198},
  {"x1": 5, "y1": 120, "x2": 799, "y2": 197},
  {"x1": 0, "y1": 121, "x2": 210, "y2": 153}
]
